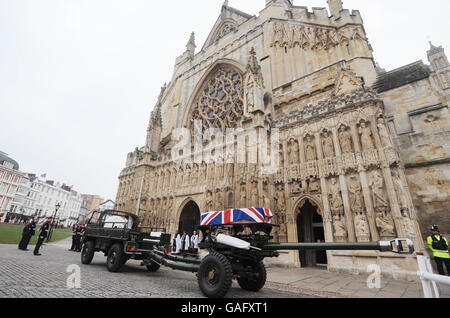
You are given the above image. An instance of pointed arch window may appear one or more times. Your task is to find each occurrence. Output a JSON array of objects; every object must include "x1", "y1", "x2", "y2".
[{"x1": 189, "y1": 65, "x2": 244, "y2": 136}]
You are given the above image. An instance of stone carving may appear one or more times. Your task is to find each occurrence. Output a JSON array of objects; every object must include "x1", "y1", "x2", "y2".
[
  {"x1": 333, "y1": 215, "x2": 347, "y2": 241},
  {"x1": 377, "y1": 117, "x2": 391, "y2": 148},
  {"x1": 304, "y1": 135, "x2": 317, "y2": 162},
  {"x1": 369, "y1": 171, "x2": 389, "y2": 214},
  {"x1": 392, "y1": 169, "x2": 409, "y2": 217},
  {"x1": 288, "y1": 139, "x2": 300, "y2": 165},
  {"x1": 279, "y1": 144, "x2": 284, "y2": 166},
  {"x1": 213, "y1": 22, "x2": 237, "y2": 43},
  {"x1": 348, "y1": 175, "x2": 364, "y2": 214},
  {"x1": 275, "y1": 186, "x2": 285, "y2": 213},
  {"x1": 205, "y1": 191, "x2": 213, "y2": 212},
  {"x1": 240, "y1": 185, "x2": 247, "y2": 207},
  {"x1": 322, "y1": 130, "x2": 335, "y2": 158},
  {"x1": 338, "y1": 124, "x2": 353, "y2": 154},
  {"x1": 369, "y1": 171, "x2": 396, "y2": 237},
  {"x1": 251, "y1": 182, "x2": 259, "y2": 206},
  {"x1": 216, "y1": 190, "x2": 224, "y2": 210},
  {"x1": 354, "y1": 214, "x2": 370, "y2": 242},
  {"x1": 243, "y1": 48, "x2": 265, "y2": 117},
  {"x1": 189, "y1": 65, "x2": 244, "y2": 135},
  {"x1": 200, "y1": 163, "x2": 207, "y2": 181},
  {"x1": 376, "y1": 211, "x2": 396, "y2": 238},
  {"x1": 270, "y1": 23, "x2": 347, "y2": 51},
  {"x1": 329, "y1": 178, "x2": 344, "y2": 216},
  {"x1": 226, "y1": 162, "x2": 234, "y2": 185},
  {"x1": 309, "y1": 178, "x2": 321, "y2": 194},
  {"x1": 192, "y1": 164, "x2": 199, "y2": 184},
  {"x1": 359, "y1": 120, "x2": 375, "y2": 151}
]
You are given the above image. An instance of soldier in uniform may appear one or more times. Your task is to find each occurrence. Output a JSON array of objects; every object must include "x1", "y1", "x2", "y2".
[
  {"x1": 69, "y1": 224, "x2": 78, "y2": 251},
  {"x1": 33, "y1": 217, "x2": 52, "y2": 256},
  {"x1": 75, "y1": 225, "x2": 85, "y2": 252},
  {"x1": 73, "y1": 225, "x2": 81, "y2": 252},
  {"x1": 18, "y1": 219, "x2": 37, "y2": 251}
]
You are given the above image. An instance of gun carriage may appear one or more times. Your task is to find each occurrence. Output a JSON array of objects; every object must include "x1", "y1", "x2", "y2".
[{"x1": 82, "y1": 208, "x2": 414, "y2": 298}]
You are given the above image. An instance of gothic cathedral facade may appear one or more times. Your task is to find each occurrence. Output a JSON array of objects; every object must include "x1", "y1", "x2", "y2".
[{"x1": 115, "y1": 0, "x2": 450, "y2": 273}]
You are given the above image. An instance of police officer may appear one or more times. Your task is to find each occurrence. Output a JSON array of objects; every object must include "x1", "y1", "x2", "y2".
[
  {"x1": 427, "y1": 225, "x2": 450, "y2": 276},
  {"x1": 18, "y1": 219, "x2": 37, "y2": 251},
  {"x1": 33, "y1": 217, "x2": 52, "y2": 256}
]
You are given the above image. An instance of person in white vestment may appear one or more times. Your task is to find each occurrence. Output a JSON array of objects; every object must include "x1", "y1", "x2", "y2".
[
  {"x1": 191, "y1": 231, "x2": 199, "y2": 254},
  {"x1": 175, "y1": 232, "x2": 182, "y2": 254}
]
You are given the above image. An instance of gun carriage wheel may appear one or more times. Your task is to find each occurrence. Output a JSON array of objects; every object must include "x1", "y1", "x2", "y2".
[{"x1": 197, "y1": 252, "x2": 233, "y2": 298}]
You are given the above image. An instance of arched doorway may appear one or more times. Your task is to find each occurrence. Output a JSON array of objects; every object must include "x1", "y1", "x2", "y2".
[
  {"x1": 296, "y1": 199, "x2": 327, "y2": 267},
  {"x1": 178, "y1": 201, "x2": 201, "y2": 235}
]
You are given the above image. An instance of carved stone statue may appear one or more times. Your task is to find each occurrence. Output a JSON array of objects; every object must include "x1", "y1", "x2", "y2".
[
  {"x1": 354, "y1": 214, "x2": 370, "y2": 242},
  {"x1": 279, "y1": 144, "x2": 284, "y2": 166},
  {"x1": 251, "y1": 182, "x2": 259, "y2": 206},
  {"x1": 348, "y1": 176, "x2": 364, "y2": 214},
  {"x1": 240, "y1": 186, "x2": 247, "y2": 207},
  {"x1": 392, "y1": 169, "x2": 409, "y2": 216},
  {"x1": 275, "y1": 188, "x2": 285, "y2": 213},
  {"x1": 216, "y1": 190, "x2": 224, "y2": 210},
  {"x1": 338, "y1": 125, "x2": 353, "y2": 154},
  {"x1": 376, "y1": 211, "x2": 395, "y2": 237},
  {"x1": 200, "y1": 163, "x2": 207, "y2": 181},
  {"x1": 288, "y1": 140, "x2": 299, "y2": 165},
  {"x1": 329, "y1": 178, "x2": 344, "y2": 216},
  {"x1": 377, "y1": 117, "x2": 391, "y2": 148},
  {"x1": 359, "y1": 121, "x2": 375, "y2": 151},
  {"x1": 243, "y1": 48, "x2": 265, "y2": 116},
  {"x1": 322, "y1": 130, "x2": 335, "y2": 158},
  {"x1": 304, "y1": 135, "x2": 317, "y2": 162},
  {"x1": 205, "y1": 191, "x2": 213, "y2": 211},
  {"x1": 370, "y1": 171, "x2": 389, "y2": 213},
  {"x1": 333, "y1": 215, "x2": 347, "y2": 241},
  {"x1": 226, "y1": 163, "x2": 234, "y2": 185}
]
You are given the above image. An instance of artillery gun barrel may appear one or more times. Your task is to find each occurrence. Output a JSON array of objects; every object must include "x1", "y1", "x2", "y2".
[
  {"x1": 149, "y1": 250, "x2": 201, "y2": 272},
  {"x1": 262, "y1": 238, "x2": 415, "y2": 254}
]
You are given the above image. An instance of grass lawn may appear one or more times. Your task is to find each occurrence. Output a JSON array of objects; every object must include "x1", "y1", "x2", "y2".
[{"x1": 0, "y1": 223, "x2": 73, "y2": 245}]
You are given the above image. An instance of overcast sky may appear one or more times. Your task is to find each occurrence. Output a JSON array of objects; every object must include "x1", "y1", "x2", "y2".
[{"x1": 1, "y1": 0, "x2": 449, "y2": 201}]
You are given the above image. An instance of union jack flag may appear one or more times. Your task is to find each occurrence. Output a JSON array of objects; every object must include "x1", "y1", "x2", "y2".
[{"x1": 201, "y1": 207, "x2": 273, "y2": 226}]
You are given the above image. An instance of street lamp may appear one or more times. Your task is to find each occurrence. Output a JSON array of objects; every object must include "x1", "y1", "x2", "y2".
[{"x1": 47, "y1": 202, "x2": 61, "y2": 242}]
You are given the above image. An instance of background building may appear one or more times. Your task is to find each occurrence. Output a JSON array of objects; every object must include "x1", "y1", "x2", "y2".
[
  {"x1": 0, "y1": 151, "x2": 23, "y2": 223},
  {"x1": 8, "y1": 174, "x2": 39, "y2": 223}
]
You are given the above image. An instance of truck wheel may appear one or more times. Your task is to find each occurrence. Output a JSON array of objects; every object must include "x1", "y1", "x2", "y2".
[
  {"x1": 237, "y1": 261, "x2": 267, "y2": 292},
  {"x1": 81, "y1": 241, "x2": 95, "y2": 265},
  {"x1": 197, "y1": 252, "x2": 233, "y2": 298},
  {"x1": 106, "y1": 243, "x2": 125, "y2": 272},
  {"x1": 146, "y1": 260, "x2": 160, "y2": 272}
]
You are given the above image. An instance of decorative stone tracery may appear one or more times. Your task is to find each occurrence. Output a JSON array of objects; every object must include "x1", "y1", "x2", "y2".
[{"x1": 189, "y1": 65, "x2": 244, "y2": 135}]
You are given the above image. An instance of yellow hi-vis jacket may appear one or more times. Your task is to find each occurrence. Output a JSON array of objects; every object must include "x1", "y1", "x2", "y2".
[{"x1": 427, "y1": 235, "x2": 450, "y2": 259}]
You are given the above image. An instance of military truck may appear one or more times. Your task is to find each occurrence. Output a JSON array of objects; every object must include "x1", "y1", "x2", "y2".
[{"x1": 81, "y1": 210, "x2": 170, "y2": 272}]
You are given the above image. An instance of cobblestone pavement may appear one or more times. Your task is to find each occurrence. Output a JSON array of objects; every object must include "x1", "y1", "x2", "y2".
[{"x1": 0, "y1": 239, "x2": 318, "y2": 298}]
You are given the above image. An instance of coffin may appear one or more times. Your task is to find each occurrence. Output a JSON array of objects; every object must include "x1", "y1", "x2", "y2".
[{"x1": 200, "y1": 207, "x2": 273, "y2": 226}]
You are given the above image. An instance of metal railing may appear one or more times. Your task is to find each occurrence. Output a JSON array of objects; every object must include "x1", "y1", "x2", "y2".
[{"x1": 416, "y1": 252, "x2": 450, "y2": 298}]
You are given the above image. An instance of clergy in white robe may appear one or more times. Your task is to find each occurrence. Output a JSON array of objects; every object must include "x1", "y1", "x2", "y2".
[
  {"x1": 191, "y1": 231, "x2": 199, "y2": 254},
  {"x1": 175, "y1": 233, "x2": 182, "y2": 254}
]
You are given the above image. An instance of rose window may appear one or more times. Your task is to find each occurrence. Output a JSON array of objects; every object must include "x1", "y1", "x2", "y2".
[{"x1": 189, "y1": 65, "x2": 244, "y2": 135}]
